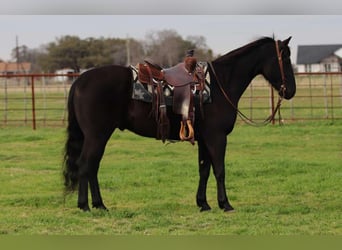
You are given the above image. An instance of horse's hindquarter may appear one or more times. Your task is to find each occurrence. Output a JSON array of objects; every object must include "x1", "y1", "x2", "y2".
[{"x1": 73, "y1": 65, "x2": 133, "y2": 133}]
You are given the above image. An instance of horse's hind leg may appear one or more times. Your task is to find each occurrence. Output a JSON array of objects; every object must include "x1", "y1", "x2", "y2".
[
  {"x1": 89, "y1": 171, "x2": 107, "y2": 210},
  {"x1": 77, "y1": 134, "x2": 112, "y2": 211}
]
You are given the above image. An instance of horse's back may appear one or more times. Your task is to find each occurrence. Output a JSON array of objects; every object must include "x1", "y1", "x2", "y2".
[
  {"x1": 72, "y1": 65, "x2": 133, "y2": 134},
  {"x1": 75, "y1": 65, "x2": 132, "y2": 92}
]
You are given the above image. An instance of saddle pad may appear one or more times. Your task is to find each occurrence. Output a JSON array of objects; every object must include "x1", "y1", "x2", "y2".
[{"x1": 132, "y1": 81, "x2": 211, "y2": 106}]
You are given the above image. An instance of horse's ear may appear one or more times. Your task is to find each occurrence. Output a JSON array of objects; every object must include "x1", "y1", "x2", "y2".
[{"x1": 282, "y1": 36, "x2": 292, "y2": 46}]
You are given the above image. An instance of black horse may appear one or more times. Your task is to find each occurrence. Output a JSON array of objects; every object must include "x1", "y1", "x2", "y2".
[{"x1": 63, "y1": 36, "x2": 296, "y2": 212}]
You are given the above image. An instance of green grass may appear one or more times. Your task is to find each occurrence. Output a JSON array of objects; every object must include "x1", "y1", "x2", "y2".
[{"x1": 0, "y1": 121, "x2": 341, "y2": 235}]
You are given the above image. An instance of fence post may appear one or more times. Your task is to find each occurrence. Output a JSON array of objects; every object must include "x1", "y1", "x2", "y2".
[
  {"x1": 330, "y1": 74, "x2": 334, "y2": 121},
  {"x1": 323, "y1": 73, "x2": 328, "y2": 118},
  {"x1": 42, "y1": 75, "x2": 47, "y2": 126},
  {"x1": 24, "y1": 76, "x2": 28, "y2": 125},
  {"x1": 308, "y1": 73, "x2": 313, "y2": 117},
  {"x1": 4, "y1": 78, "x2": 8, "y2": 125},
  {"x1": 62, "y1": 78, "x2": 68, "y2": 125},
  {"x1": 340, "y1": 73, "x2": 342, "y2": 105},
  {"x1": 31, "y1": 75, "x2": 36, "y2": 130},
  {"x1": 249, "y1": 83, "x2": 253, "y2": 120},
  {"x1": 270, "y1": 86, "x2": 275, "y2": 124}
]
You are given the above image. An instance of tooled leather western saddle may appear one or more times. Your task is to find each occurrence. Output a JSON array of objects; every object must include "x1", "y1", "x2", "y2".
[{"x1": 136, "y1": 50, "x2": 206, "y2": 144}]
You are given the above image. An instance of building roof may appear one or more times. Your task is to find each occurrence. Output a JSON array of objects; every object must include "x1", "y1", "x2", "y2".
[
  {"x1": 297, "y1": 44, "x2": 342, "y2": 64},
  {"x1": 0, "y1": 62, "x2": 31, "y2": 73},
  {"x1": 334, "y1": 48, "x2": 342, "y2": 58}
]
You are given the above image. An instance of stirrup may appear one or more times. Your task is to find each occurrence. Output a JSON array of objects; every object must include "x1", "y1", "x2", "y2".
[{"x1": 179, "y1": 119, "x2": 194, "y2": 141}]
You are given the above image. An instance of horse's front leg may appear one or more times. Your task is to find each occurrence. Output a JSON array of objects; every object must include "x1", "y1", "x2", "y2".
[
  {"x1": 213, "y1": 164, "x2": 234, "y2": 212},
  {"x1": 196, "y1": 139, "x2": 212, "y2": 212},
  {"x1": 208, "y1": 136, "x2": 234, "y2": 212}
]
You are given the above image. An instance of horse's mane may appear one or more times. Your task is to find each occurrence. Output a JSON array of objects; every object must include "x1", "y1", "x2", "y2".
[{"x1": 213, "y1": 37, "x2": 275, "y2": 64}]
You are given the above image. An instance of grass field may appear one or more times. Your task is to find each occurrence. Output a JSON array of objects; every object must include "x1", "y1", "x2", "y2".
[{"x1": 0, "y1": 121, "x2": 341, "y2": 235}]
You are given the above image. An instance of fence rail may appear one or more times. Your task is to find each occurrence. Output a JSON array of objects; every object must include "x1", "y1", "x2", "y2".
[
  {"x1": 0, "y1": 72, "x2": 341, "y2": 129},
  {"x1": 239, "y1": 72, "x2": 342, "y2": 123}
]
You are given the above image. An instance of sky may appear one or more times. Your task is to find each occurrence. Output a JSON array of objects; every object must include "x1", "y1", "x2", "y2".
[{"x1": 1, "y1": 15, "x2": 342, "y2": 64}]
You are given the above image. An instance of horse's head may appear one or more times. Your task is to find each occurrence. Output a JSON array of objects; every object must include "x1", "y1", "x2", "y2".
[{"x1": 262, "y1": 37, "x2": 296, "y2": 100}]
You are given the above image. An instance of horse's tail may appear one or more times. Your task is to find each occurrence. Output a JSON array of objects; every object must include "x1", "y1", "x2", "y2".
[{"x1": 63, "y1": 82, "x2": 83, "y2": 193}]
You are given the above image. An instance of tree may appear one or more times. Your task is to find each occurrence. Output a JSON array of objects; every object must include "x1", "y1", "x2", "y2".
[
  {"x1": 186, "y1": 35, "x2": 214, "y2": 61},
  {"x1": 11, "y1": 45, "x2": 28, "y2": 62},
  {"x1": 109, "y1": 38, "x2": 127, "y2": 65},
  {"x1": 10, "y1": 45, "x2": 46, "y2": 73},
  {"x1": 144, "y1": 29, "x2": 214, "y2": 67},
  {"x1": 18, "y1": 31, "x2": 215, "y2": 73},
  {"x1": 80, "y1": 37, "x2": 107, "y2": 68},
  {"x1": 144, "y1": 29, "x2": 185, "y2": 67},
  {"x1": 40, "y1": 35, "x2": 89, "y2": 72},
  {"x1": 38, "y1": 36, "x2": 142, "y2": 72},
  {"x1": 125, "y1": 38, "x2": 145, "y2": 66}
]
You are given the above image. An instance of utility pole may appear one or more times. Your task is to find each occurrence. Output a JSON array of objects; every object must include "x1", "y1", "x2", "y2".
[
  {"x1": 16, "y1": 35, "x2": 19, "y2": 71},
  {"x1": 15, "y1": 35, "x2": 20, "y2": 86},
  {"x1": 126, "y1": 36, "x2": 131, "y2": 66}
]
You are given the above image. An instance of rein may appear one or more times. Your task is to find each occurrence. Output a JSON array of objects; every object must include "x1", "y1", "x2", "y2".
[{"x1": 209, "y1": 40, "x2": 286, "y2": 126}]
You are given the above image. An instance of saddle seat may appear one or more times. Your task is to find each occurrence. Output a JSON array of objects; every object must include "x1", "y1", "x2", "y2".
[
  {"x1": 146, "y1": 60, "x2": 195, "y2": 86},
  {"x1": 137, "y1": 56, "x2": 205, "y2": 144}
]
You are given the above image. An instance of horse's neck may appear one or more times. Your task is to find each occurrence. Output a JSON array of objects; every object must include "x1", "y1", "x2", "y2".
[{"x1": 213, "y1": 55, "x2": 261, "y2": 104}]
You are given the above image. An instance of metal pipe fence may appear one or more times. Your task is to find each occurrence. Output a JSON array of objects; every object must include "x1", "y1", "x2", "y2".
[
  {"x1": 0, "y1": 72, "x2": 341, "y2": 129},
  {"x1": 0, "y1": 73, "x2": 79, "y2": 129},
  {"x1": 237, "y1": 72, "x2": 342, "y2": 123}
]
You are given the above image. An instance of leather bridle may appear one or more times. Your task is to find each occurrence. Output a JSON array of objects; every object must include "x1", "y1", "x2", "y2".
[
  {"x1": 275, "y1": 40, "x2": 287, "y2": 99},
  {"x1": 209, "y1": 40, "x2": 287, "y2": 126}
]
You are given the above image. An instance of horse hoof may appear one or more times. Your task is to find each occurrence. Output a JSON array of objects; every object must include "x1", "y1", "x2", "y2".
[
  {"x1": 219, "y1": 201, "x2": 234, "y2": 212},
  {"x1": 223, "y1": 206, "x2": 235, "y2": 213},
  {"x1": 94, "y1": 205, "x2": 108, "y2": 211},
  {"x1": 92, "y1": 202, "x2": 108, "y2": 211},
  {"x1": 78, "y1": 205, "x2": 91, "y2": 212},
  {"x1": 200, "y1": 207, "x2": 211, "y2": 212},
  {"x1": 199, "y1": 204, "x2": 211, "y2": 212}
]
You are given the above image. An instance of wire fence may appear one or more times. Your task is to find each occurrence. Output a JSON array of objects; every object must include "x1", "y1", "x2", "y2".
[{"x1": 0, "y1": 72, "x2": 341, "y2": 129}]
